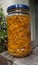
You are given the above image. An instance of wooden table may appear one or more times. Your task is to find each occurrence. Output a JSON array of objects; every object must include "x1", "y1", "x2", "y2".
[{"x1": 0, "y1": 47, "x2": 38, "y2": 65}]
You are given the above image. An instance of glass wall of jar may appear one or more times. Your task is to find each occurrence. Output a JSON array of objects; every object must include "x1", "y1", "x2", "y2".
[{"x1": 6, "y1": 4, "x2": 32, "y2": 57}]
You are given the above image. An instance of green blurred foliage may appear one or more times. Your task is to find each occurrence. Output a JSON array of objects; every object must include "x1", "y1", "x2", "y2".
[{"x1": 0, "y1": 5, "x2": 7, "y2": 52}]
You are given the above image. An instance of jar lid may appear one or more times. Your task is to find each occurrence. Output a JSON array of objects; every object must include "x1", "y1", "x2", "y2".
[{"x1": 7, "y1": 4, "x2": 30, "y2": 12}]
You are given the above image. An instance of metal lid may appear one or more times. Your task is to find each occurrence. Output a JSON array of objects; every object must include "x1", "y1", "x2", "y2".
[{"x1": 7, "y1": 4, "x2": 30, "y2": 13}]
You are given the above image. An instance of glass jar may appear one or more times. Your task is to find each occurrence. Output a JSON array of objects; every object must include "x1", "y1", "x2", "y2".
[{"x1": 6, "y1": 4, "x2": 32, "y2": 57}]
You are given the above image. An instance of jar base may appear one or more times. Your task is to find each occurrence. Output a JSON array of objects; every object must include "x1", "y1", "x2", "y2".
[{"x1": 8, "y1": 51, "x2": 32, "y2": 58}]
